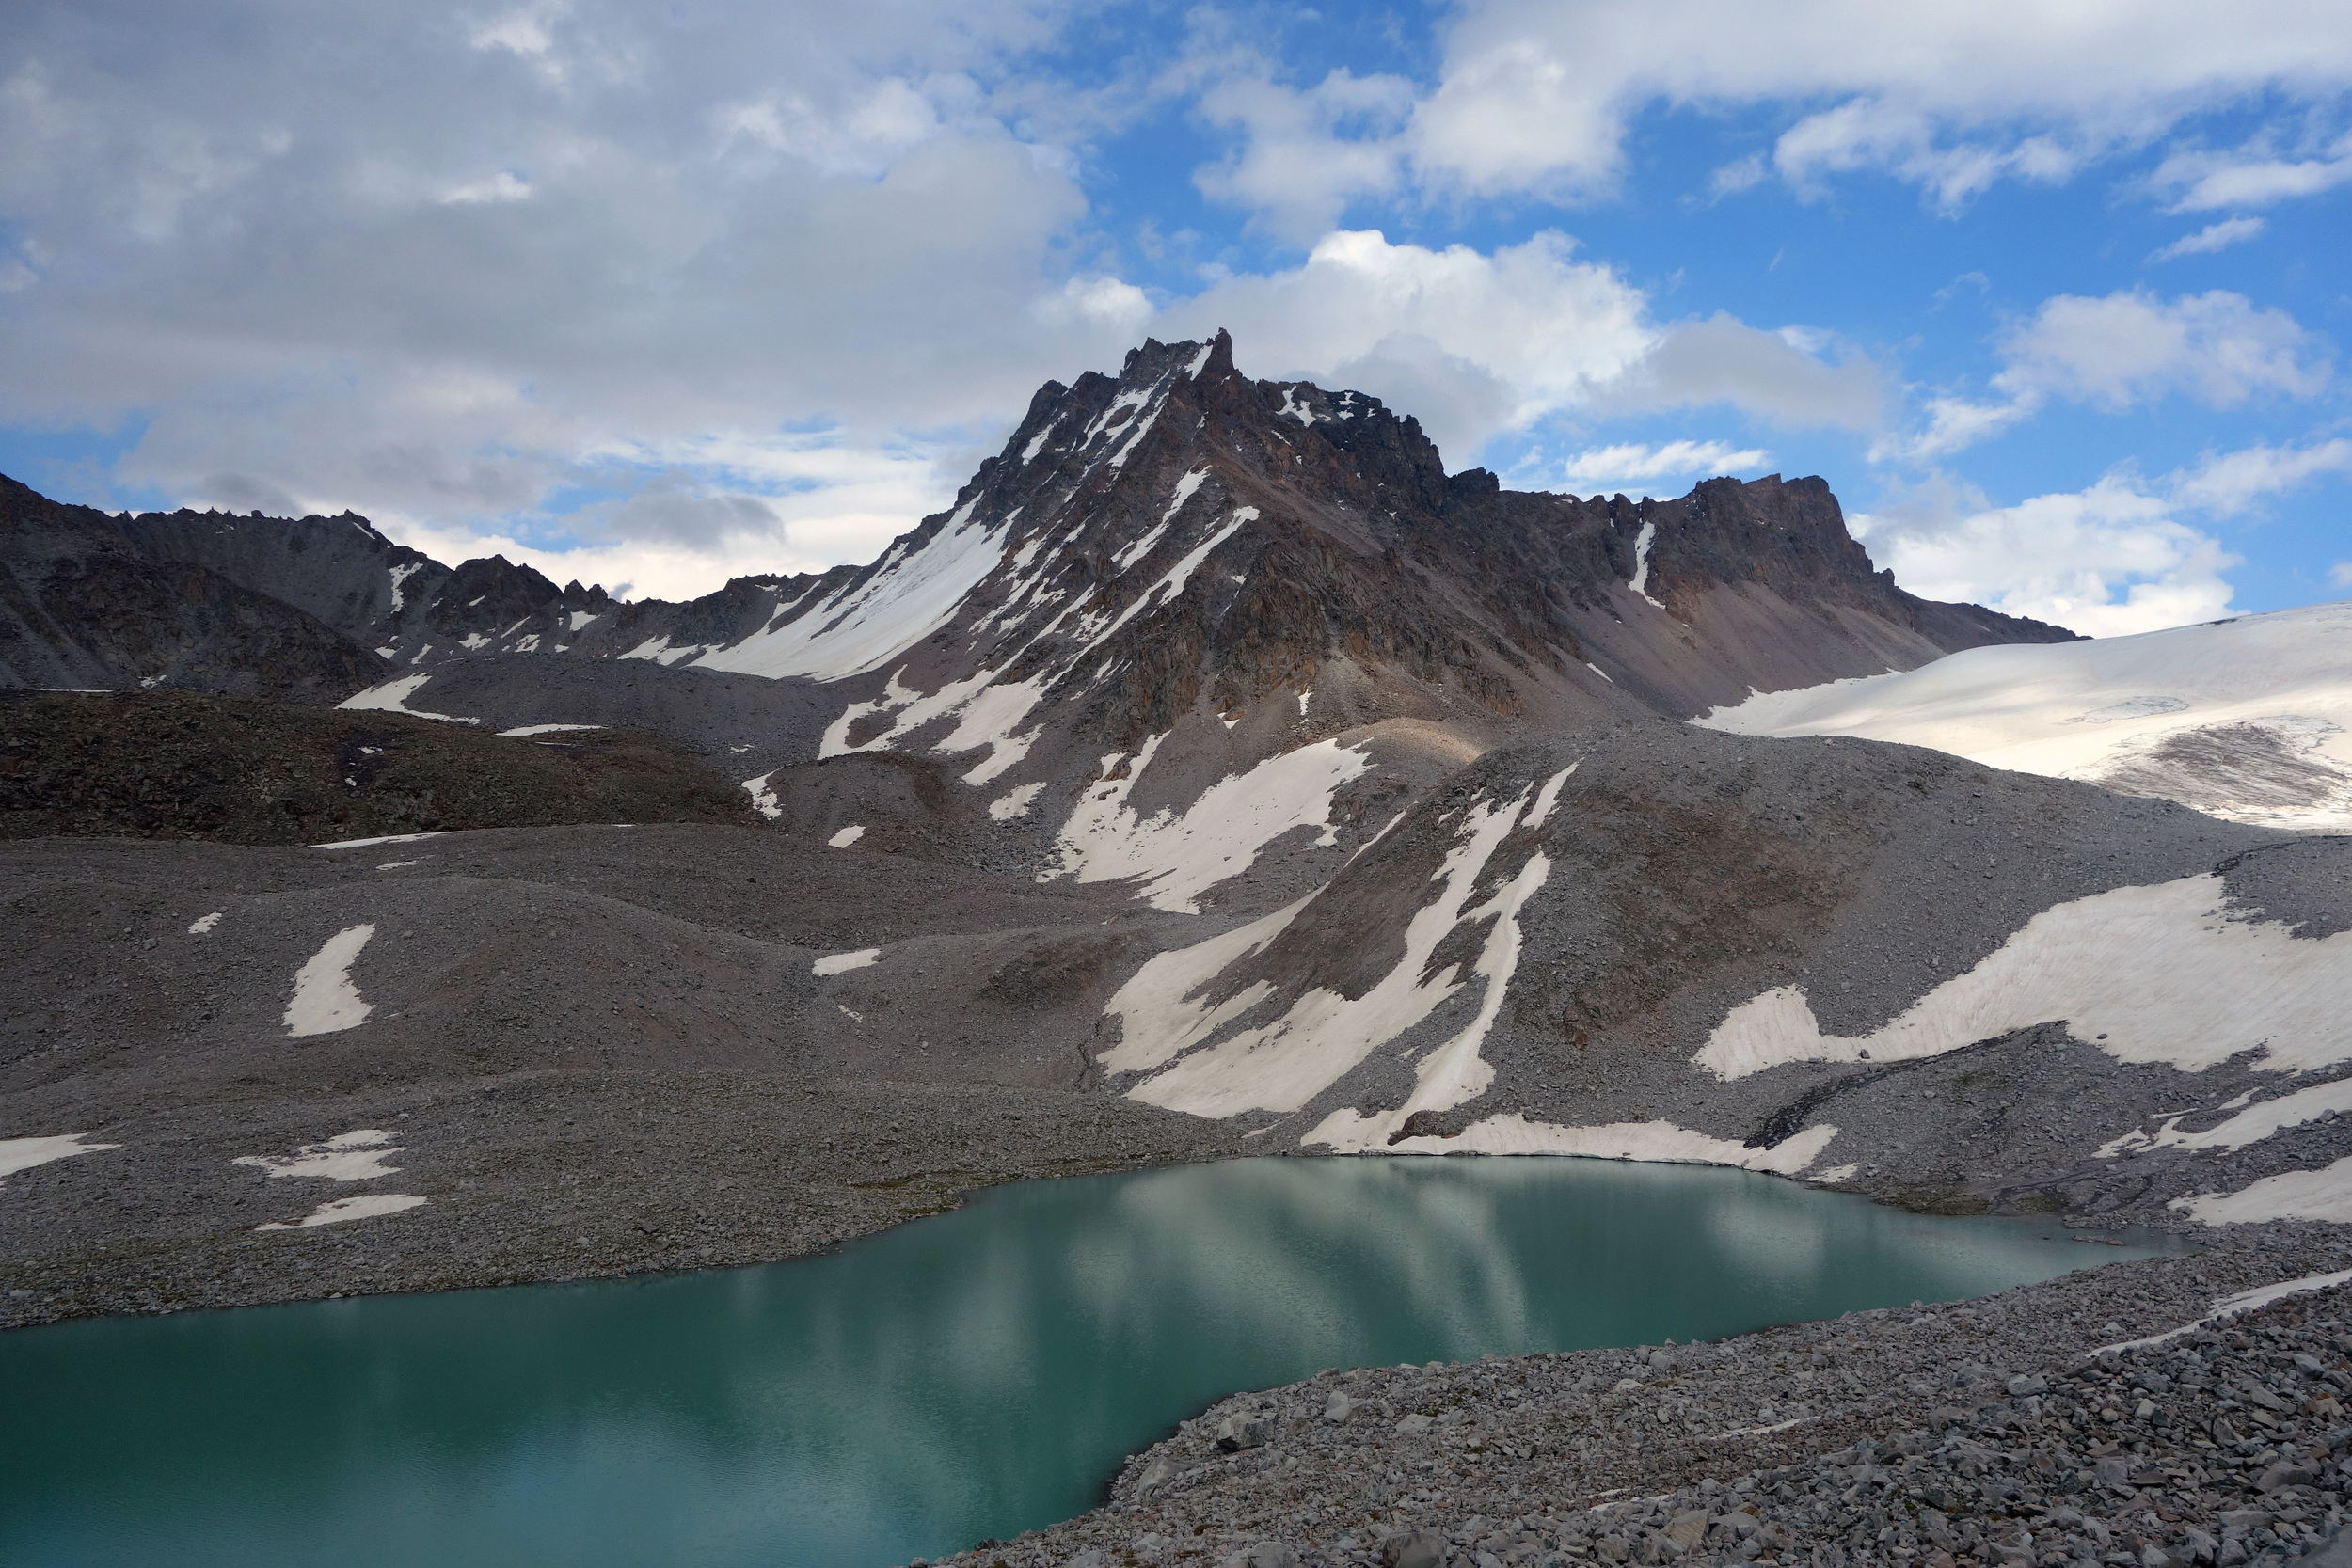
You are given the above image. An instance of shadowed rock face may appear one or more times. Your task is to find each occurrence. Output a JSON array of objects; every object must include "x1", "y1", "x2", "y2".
[
  {"x1": 0, "y1": 689, "x2": 761, "y2": 844},
  {"x1": 0, "y1": 475, "x2": 387, "y2": 704}
]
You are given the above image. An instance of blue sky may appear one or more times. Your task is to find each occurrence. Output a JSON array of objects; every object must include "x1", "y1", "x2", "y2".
[{"x1": 2, "y1": 2, "x2": 2348, "y2": 632}]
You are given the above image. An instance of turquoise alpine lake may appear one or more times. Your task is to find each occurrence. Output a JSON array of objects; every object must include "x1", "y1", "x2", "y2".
[{"x1": 2, "y1": 1155, "x2": 2183, "y2": 1567}]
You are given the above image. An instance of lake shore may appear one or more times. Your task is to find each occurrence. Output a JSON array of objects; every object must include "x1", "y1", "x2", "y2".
[{"x1": 942, "y1": 1221, "x2": 2352, "y2": 1568}]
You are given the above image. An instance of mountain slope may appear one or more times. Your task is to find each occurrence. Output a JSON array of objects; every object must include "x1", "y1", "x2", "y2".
[
  {"x1": 316, "y1": 333, "x2": 2076, "y2": 910},
  {"x1": 0, "y1": 475, "x2": 386, "y2": 704}
]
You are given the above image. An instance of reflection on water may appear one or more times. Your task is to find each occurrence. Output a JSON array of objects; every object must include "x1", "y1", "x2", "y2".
[{"x1": 1, "y1": 1156, "x2": 2180, "y2": 1568}]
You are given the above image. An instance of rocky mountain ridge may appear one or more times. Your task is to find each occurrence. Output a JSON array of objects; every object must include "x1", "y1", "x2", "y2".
[{"x1": 0, "y1": 474, "x2": 388, "y2": 703}]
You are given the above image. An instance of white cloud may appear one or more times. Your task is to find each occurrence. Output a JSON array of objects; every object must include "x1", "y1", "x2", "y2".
[
  {"x1": 2148, "y1": 216, "x2": 2265, "y2": 261},
  {"x1": 1164, "y1": 230, "x2": 1871, "y2": 464},
  {"x1": 1859, "y1": 434, "x2": 2352, "y2": 634},
  {"x1": 1168, "y1": 229, "x2": 1655, "y2": 459},
  {"x1": 1616, "y1": 314, "x2": 1887, "y2": 431},
  {"x1": 1995, "y1": 288, "x2": 2328, "y2": 409},
  {"x1": 0, "y1": 1, "x2": 1169, "y2": 589},
  {"x1": 1192, "y1": 0, "x2": 2352, "y2": 229},
  {"x1": 2169, "y1": 437, "x2": 2352, "y2": 517},
  {"x1": 1191, "y1": 69, "x2": 1413, "y2": 243},
  {"x1": 2331, "y1": 562, "x2": 2352, "y2": 589},
  {"x1": 1863, "y1": 474, "x2": 2239, "y2": 637},
  {"x1": 1876, "y1": 288, "x2": 2331, "y2": 463},
  {"x1": 2150, "y1": 130, "x2": 2352, "y2": 211},
  {"x1": 1558, "y1": 439, "x2": 1769, "y2": 496}
]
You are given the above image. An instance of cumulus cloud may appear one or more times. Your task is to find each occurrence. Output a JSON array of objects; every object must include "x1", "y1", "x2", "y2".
[
  {"x1": 2332, "y1": 562, "x2": 2352, "y2": 589},
  {"x1": 0, "y1": 0, "x2": 1176, "y2": 590},
  {"x1": 1162, "y1": 230, "x2": 1873, "y2": 464},
  {"x1": 1167, "y1": 230, "x2": 1655, "y2": 459},
  {"x1": 1876, "y1": 288, "x2": 2331, "y2": 462},
  {"x1": 1615, "y1": 316, "x2": 1887, "y2": 431},
  {"x1": 1190, "y1": 68, "x2": 1413, "y2": 244},
  {"x1": 1994, "y1": 289, "x2": 2329, "y2": 409},
  {"x1": 1858, "y1": 475, "x2": 2239, "y2": 637},
  {"x1": 1858, "y1": 435, "x2": 2352, "y2": 634},
  {"x1": 1557, "y1": 439, "x2": 1770, "y2": 496},
  {"x1": 1189, "y1": 0, "x2": 2352, "y2": 229}
]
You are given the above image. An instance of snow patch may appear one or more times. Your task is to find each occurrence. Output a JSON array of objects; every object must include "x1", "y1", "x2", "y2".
[
  {"x1": 2090, "y1": 1268, "x2": 2352, "y2": 1354},
  {"x1": 235, "y1": 1129, "x2": 403, "y2": 1181},
  {"x1": 2076, "y1": 696, "x2": 2188, "y2": 723},
  {"x1": 2178, "y1": 1159, "x2": 2352, "y2": 1226},
  {"x1": 813, "y1": 948, "x2": 881, "y2": 975},
  {"x1": 335, "y1": 673, "x2": 479, "y2": 724},
  {"x1": 1049, "y1": 736, "x2": 1375, "y2": 914},
  {"x1": 1106, "y1": 765, "x2": 1577, "y2": 1117},
  {"x1": 310, "y1": 831, "x2": 450, "y2": 849},
  {"x1": 188, "y1": 911, "x2": 222, "y2": 935},
  {"x1": 567, "y1": 609, "x2": 599, "y2": 632},
  {"x1": 1628, "y1": 521, "x2": 1664, "y2": 609},
  {"x1": 498, "y1": 723, "x2": 602, "y2": 737},
  {"x1": 0, "y1": 1133, "x2": 119, "y2": 1180},
  {"x1": 257, "y1": 1194, "x2": 426, "y2": 1230},
  {"x1": 743, "y1": 775, "x2": 781, "y2": 820},
  {"x1": 387, "y1": 562, "x2": 423, "y2": 611},
  {"x1": 990, "y1": 782, "x2": 1045, "y2": 820},
  {"x1": 2101, "y1": 1075, "x2": 2352, "y2": 1159},
  {"x1": 1693, "y1": 875, "x2": 2352, "y2": 1082},
  {"x1": 1021, "y1": 417, "x2": 1061, "y2": 465},
  {"x1": 1303, "y1": 1111, "x2": 1839, "y2": 1175},
  {"x1": 1586, "y1": 662, "x2": 1613, "y2": 684},
  {"x1": 821, "y1": 666, "x2": 1052, "y2": 789},
  {"x1": 827, "y1": 824, "x2": 866, "y2": 848},
  {"x1": 284, "y1": 925, "x2": 376, "y2": 1037},
  {"x1": 700, "y1": 498, "x2": 1010, "y2": 683}
]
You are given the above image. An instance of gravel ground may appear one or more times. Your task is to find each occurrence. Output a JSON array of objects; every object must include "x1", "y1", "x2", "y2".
[
  {"x1": 0, "y1": 1071, "x2": 1241, "y2": 1325},
  {"x1": 925, "y1": 1227, "x2": 2352, "y2": 1568}
]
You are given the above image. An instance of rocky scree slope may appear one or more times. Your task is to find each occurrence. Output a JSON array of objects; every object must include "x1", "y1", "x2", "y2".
[
  {"x1": 0, "y1": 821, "x2": 1242, "y2": 1328},
  {"x1": 933, "y1": 1240, "x2": 2352, "y2": 1568},
  {"x1": 0, "y1": 473, "x2": 386, "y2": 703},
  {"x1": 1087, "y1": 719, "x2": 2352, "y2": 1234}
]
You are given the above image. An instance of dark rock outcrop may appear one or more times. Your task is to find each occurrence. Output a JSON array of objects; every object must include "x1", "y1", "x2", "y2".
[{"x1": 0, "y1": 474, "x2": 386, "y2": 704}]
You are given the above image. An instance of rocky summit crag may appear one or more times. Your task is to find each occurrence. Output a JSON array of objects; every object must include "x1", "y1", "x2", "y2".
[{"x1": 4, "y1": 334, "x2": 2350, "y2": 1566}]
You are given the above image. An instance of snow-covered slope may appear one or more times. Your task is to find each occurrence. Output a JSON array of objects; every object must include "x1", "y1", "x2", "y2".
[{"x1": 1695, "y1": 601, "x2": 2352, "y2": 831}]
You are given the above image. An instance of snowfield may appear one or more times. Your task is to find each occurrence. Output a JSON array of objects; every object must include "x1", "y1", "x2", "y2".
[
  {"x1": 1693, "y1": 874, "x2": 2352, "y2": 1083},
  {"x1": 1050, "y1": 736, "x2": 1375, "y2": 914},
  {"x1": 1695, "y1": 601, "x2": 2352, "y2": 831}
]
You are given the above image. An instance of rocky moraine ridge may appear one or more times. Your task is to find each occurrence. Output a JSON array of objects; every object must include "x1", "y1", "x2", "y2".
[{"x1": 935, "y1": 1243, "x2": 2352, "y2": 1568}]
